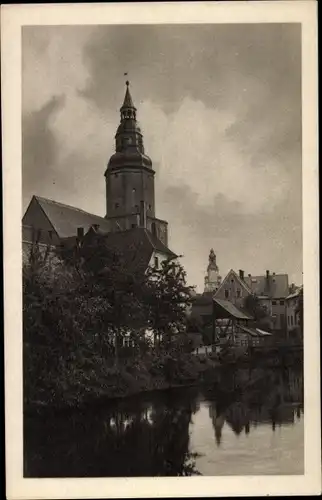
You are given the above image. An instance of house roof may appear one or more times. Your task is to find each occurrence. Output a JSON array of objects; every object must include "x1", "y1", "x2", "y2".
[
  {"x1": 239, "y1": 325, "x2": 272, "y2": 337},
  {"x1": 213, "y1": 298, "x2": 253, "y2": 320},
  {"x1": 244, "y1": 273, "x2": 289, "y2": 299},
  {"x1": 286, "y1": 286, "x2": 303, "y2": 300},
  {"x1": 33, "y1": 196, "x2": 111, "y2": 239},
  {"x1": 83, "y1": 226, "x2": 177, "y2": 275},
  {"x1": 215, "y1": 269, "x2": 253, "y2": 297}
]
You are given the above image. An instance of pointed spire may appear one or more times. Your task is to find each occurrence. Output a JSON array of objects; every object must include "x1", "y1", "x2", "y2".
[{"x1": 121, "y1": 80, "x2": 135, "y2": 110}]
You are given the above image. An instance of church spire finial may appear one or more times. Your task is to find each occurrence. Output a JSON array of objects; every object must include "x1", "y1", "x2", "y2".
[{"x1": 121, "y1": 77, "x2": 136, "y2": 114}]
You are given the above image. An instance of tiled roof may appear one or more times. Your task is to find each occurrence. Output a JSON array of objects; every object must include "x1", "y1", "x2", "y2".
[
  {"x1": 213, "y1": 298, "x2": 253, "y2": 320},
  {"x1": 34, "y1": 196, "x2": 110, "y2": 239},
  {"x1": 243, "y1": 274, "x2": 289, "y2": 299}
]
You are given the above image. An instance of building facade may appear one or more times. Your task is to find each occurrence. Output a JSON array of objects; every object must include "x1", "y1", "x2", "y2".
[
  {"x1": 214, "y1": 269, "x2": 252, "y2": 310},
  {"x1": 285, "y1": 286, "x2": 303, "y2": 338},
  {"x1": 243, "y1": 270, "x2": 289, "y2": 331}
]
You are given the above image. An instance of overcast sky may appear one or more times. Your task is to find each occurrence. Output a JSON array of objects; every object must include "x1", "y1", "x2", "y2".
[{"x1": 22, "y1": 23, "x2": 302, "y2": 291}]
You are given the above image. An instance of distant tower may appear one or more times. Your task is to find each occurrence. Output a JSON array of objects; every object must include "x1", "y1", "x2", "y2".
[
  {"x1": 204, "y1": 249, "x2": 222, "y2": 293},
  {"x1": 104, "y1": 80, "x2": 168, "y2": 244}
]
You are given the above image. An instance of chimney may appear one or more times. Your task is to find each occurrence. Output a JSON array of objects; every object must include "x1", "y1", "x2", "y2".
[
  {"x1": 266, "y1": 270, "x2": 270, "y2": 278},
  {"x1": 77, "y1": 227, "x2": 84, "y2": 239},
  {"x1": 139, "y1": 200, "x2": 147, "y2": 228},
  {"x1": 239, "y1": 270, "x2": 244, "y2": 281}
]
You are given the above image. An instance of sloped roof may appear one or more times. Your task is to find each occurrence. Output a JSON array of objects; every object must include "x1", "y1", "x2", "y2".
[
  {"x1": 244, "y1": 274, "x2": 289, "y2": 299},
  {"x1": 213, "y1": 298, "x2": 253, "y2": 320},
  {"x1": 215, "y1": 269, "x2": 253, "y2": 297},
  {"x1": 83, "y1": 226, "x2": 177, "y2": 275},
  {"x1": 239, "y1": 325, "x2": 272, "y2": 337},
  {"x1": 34, "y1": 196, "x2": 110, "y2": 238},
  {"x1": 286, "y1": 286, "x2": 302, "y2": 300}
]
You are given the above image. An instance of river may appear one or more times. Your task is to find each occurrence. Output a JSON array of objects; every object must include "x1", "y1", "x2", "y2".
[{"x1": 24, "y1": 364, "x2": 303, "y2": 477}]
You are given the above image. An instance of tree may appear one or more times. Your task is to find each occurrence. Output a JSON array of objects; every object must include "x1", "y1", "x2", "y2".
[
  {"x1": 144, "y1": 258, "x2": 194, "y2": 353},
  {"x1": 23, "y1": 235, "x2": 196, "y2": 408},
  {"x1": 243, "y1": 294, "x2": 267, "y2": 321},
  {"x1": 59, "y1": 235, "x2": 150, "y2": 367}
]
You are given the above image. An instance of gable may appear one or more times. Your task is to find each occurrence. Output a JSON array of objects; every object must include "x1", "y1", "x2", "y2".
[
  {"x1": 23, "y1": 196, "x2": 57, "y2": 234},
  {"x1": 215, "y1": 269, "x2": 252, "y2": 300}
]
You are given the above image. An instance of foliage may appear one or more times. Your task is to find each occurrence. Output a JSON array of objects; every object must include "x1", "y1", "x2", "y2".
[
  {"x1": 243, "y1": 294, "x2": 268, "y2": 321},
  {"x1": 23, "y1": 238, "x2": 197, "y2": 409}
]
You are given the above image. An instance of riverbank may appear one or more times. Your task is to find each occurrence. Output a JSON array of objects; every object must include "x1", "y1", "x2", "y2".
[{"x1": 24, "y1": 351, "x2": 221, "y2": 414}]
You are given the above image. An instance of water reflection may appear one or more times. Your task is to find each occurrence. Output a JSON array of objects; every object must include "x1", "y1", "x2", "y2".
[{"x1": 24, "y1": 366, "x2": 303, "y2": 477}]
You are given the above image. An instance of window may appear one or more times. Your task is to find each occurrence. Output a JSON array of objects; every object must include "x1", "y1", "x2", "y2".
[
  {"x1": 115, "y1": 203, "x2": 119, "y2": 209},
  {"x1": 148, "y1": 204, "x2": 152, "y2": 210},
  {"x1": 131, "y1": 223, "x2": 136, "y2": 228},
  {"x1": 114, "y1": 173, "x2": 118, "y2": 178},
  {"x1": 154, "y1": 256, "x2": 159, "y2": 269},
  {"x1": 151, "y1": 222, "x2": 157, "y2": 236},
  {"x1": 288, "y1": 316, "x2": 290, "y2": 325},
  {"x1": 236, "y1": 289, "x2": 241, "y2": 298},
  {"x1": 231, "y1": 279, "x2": 234, "y2": 283},
  {"x1": 132, "y1": 188, "x2": 136, "y2": 193},
  {"x1": 272, "y1": 300, "x2": 277, "y2": 306},
  {"x1": 291, "y1": 316, "x2": 293, "y2": 326},
  {"x1": 280, "y1": 300, "x2": 285, "y2": 306},
  {"x1": 224, "y1": 289, "x2": 229, "y2": 299}
]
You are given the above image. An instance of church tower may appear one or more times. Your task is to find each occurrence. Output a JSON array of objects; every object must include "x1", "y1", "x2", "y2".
[
  {"x1": 104, "y1": 81, "x2": 168, "y2": 245},
  {"x1": 204, "y1": 249, "x2": 222, "y2": 293}
]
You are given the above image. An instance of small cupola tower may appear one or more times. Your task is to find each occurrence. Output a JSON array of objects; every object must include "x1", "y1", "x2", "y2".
[{"x1": 204, "y1": 249, "x2": 222, "y2": 293}]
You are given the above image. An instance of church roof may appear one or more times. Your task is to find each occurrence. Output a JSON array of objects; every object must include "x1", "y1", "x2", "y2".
[
  {"x1": 32, "y1": 196, "x2": 110, "y2": 238},
  {"x1": 84, "y1": 226, "x2": 177, "y2": 274}
]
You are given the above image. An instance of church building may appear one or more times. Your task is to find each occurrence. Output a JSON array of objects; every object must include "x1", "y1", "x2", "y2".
[{"x1": 22, "y1": 81, "x2": 176, "y2": 269}]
